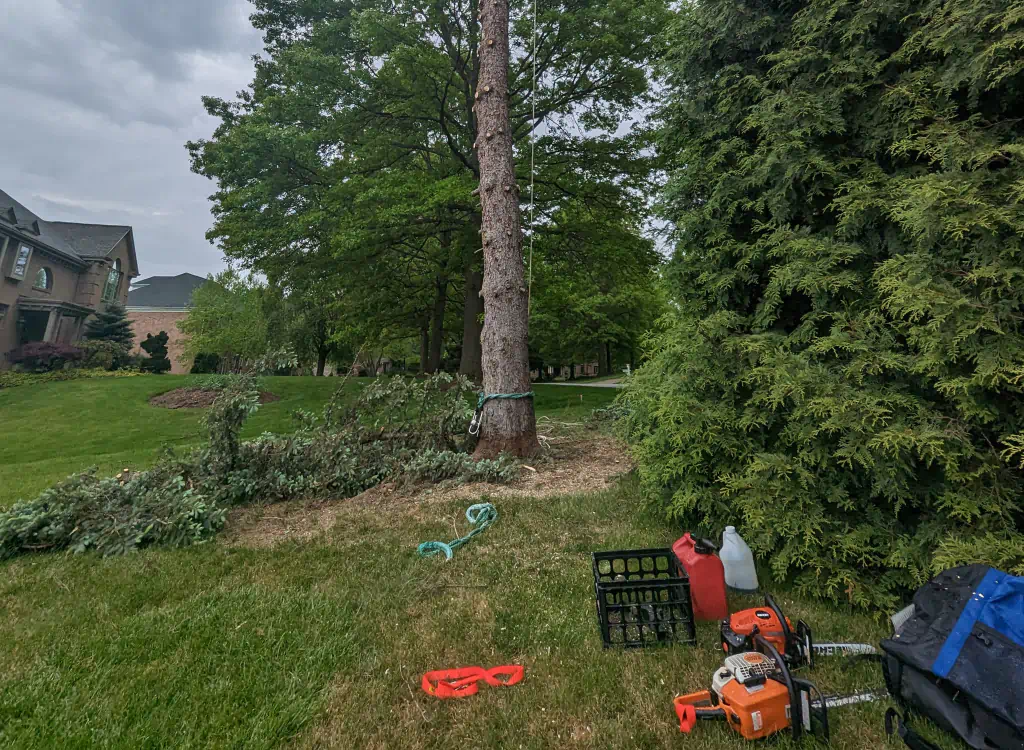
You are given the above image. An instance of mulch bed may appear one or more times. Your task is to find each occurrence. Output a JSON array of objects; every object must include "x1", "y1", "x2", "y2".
[{"x1": 149, "y1": 388, "x2": 280, "y2": 410}]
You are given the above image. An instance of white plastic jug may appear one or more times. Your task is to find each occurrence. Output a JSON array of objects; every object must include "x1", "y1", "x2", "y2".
[{"x1": 720, "y1": 526, "x2": 759, "y2": 592}]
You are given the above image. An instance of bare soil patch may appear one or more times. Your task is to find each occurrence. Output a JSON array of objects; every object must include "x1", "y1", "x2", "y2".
[
  {"x1": 223, "y1": 433, "x2": 632, "y2": 549},
  {"x1": 149, "y1": 388, "x2": 280, "y2": 409}
]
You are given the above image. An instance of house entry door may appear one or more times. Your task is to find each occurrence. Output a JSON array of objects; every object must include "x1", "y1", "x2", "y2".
[{"x1": 16, "y1": 310, "x2": 50, "y2": 346}]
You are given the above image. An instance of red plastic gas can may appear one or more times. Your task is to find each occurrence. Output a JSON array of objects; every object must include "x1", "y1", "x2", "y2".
[{"x1": 672, "y1": 533, "x2": 729, "y2": 621}]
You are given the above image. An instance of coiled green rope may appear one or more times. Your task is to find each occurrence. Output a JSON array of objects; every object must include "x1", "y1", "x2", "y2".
[{"x1": 418, "y1": 503, "x2": 499, "y2": 561}]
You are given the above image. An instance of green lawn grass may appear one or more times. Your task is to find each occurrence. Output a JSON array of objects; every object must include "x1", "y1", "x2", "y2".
[
  {"x1": 0, "y1": 376, "x2": 617, "y2": 507},
  {"x1": 0, "y1": 476, "x2": 958, "y2": 750},
  {"x1": 0, "y1": 377, "x2": 957, "y2": 749}
]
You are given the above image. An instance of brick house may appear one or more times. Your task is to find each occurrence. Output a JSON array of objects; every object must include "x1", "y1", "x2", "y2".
[
  {"x1": 126, "y1": 273, "x2": 207, "y2": 374},
  {"x1": 0, "y1": 189, "x2": 139, "y2": 367}
]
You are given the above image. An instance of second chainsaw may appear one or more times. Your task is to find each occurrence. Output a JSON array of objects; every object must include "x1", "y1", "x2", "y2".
[{"x1": 720, "y1": 593, "x2": 878, "y2": 669}]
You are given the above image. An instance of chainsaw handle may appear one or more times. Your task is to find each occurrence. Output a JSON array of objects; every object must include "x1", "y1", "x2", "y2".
[
  {"x1": 764, "y1": 593, "x2": 792, "y2": 643},
  {"x1": 672, "y1": 691, "x2": 724, "y2": 734}
]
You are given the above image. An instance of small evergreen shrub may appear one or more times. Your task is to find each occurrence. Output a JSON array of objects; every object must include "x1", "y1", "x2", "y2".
[
  {"x1": 140, "y1": 331, "x2": 172, "y2": 374},
  {"x1": 8, "y1": 342, "x2": 84, "y2": 372}
]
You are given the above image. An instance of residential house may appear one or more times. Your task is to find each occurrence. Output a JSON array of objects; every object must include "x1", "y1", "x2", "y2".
[
  {"x1": 127, "y1": 273, "x2": 208, "y2": 374},
  {"x1": 0, "y1": 189, "x2": 138, "y2": 367}
]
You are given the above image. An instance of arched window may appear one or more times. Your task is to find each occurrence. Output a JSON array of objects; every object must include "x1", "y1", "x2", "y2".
[
  {"x1": 102, "y1": 259, "x2": 122, "y2": 302},
  {"x1": 33, "y1": 267, "x2": 52, "y2": 291}
]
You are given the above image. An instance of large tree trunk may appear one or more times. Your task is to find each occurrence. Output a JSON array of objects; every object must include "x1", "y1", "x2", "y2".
[
  {"x1": 473, "y1": 0, "x2": 539, "y2": 459},
  {"x1": 460, "y1": 264, "x2": 484, "y2": 382},
  {"x1": 316, "y1": 346, "x2": 328, "y2": 377},
  {"x1": 428, "y1": 274, "x2": 448, "y2": 373}
]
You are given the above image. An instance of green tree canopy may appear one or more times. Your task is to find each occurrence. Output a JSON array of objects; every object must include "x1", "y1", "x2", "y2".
[
  {"x1": 178, "y1": 271, "x2": 270, "y2": 365},
  {"x1": 622, "y1": 0, "x2": 1024, "y2": 609},
  {"x1": 187, "y1": 0, "x2": 668, "y2": 380}
]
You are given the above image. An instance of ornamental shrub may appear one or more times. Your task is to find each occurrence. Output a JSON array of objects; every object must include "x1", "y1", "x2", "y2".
[
  {"x1": 8, "y1": 342, "x2": 84, "y2": 372},
  {"x1": 622, "y1": 0, "x2": 1024, "y2": 609},
  {"x1": 79, "y1": 339, "x2": 133, "y2": 371},
  {"x1": 140, "y1": 331, "x2": 172, "y2": 374}
]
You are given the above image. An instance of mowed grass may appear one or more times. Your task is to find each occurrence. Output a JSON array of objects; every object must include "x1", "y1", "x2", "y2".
[
  {"x1": 0, "y1": 377, "x2": 958, "y2": 749},
  {"x1": 0, "y1": 376, "x2": 617, "y2": 507},
  {"x1": 0, "y1": 477, "x2": 958, "y2": 750}
]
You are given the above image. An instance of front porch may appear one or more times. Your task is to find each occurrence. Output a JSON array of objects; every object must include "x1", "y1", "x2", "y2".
[{"x1": 15, "y1": 297, "x2": 94, "y2": 347}]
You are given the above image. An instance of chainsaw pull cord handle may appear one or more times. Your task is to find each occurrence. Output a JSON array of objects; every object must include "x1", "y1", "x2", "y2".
[{"x1": 754, "y1": 634, "x2": 801, "y2": 741}]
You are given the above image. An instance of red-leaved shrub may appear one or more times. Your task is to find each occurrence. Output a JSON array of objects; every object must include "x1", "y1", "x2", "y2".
[{"x1": 8, "y1": 342, "x2": 84, "y2": 372}]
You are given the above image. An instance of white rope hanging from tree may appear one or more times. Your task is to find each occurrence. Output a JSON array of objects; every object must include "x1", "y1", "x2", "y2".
[{"x1": 527, "y1": 0, "x2": 538, "y2": 316}]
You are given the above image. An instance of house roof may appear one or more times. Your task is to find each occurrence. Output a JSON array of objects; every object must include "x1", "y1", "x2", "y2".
[
  {"x1": 127, "y1": 273, "x2": 208, "y2": 310},
  {"x1": 0, "y1": 189, "x2": 138, "y2": 273}
]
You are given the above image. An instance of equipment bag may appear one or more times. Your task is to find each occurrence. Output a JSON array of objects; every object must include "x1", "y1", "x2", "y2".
[{"x1": 880, "y1": 565, "x2": 1024, "y2": 750}]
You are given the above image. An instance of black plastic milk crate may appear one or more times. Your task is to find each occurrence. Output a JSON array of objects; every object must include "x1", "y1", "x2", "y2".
[{"x1": 591, "y1": 548, "x2": 696, "y2": 648}]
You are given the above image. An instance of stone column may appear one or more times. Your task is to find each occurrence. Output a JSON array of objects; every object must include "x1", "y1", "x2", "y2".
[{"x1": 43, "y1": 309, "x2": 59, "y2": 343}]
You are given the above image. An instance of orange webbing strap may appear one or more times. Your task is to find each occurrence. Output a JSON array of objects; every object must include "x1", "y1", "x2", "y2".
[{"x1": 421, "y1": 666, "x2": 524, "y2": 699}]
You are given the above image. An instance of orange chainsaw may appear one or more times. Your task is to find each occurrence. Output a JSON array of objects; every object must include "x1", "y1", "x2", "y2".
[
  {"x1": 673, "y1": 635, "x2": 884, "y2": 742},
  {"x1": 720, "y1": 594, "x2": 877, "y2": 669}
]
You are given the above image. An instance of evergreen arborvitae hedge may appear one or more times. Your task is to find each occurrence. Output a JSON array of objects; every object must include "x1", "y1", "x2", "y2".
[{"x1": 623, "y1": 0, "x2": 1024, "y2": 608}]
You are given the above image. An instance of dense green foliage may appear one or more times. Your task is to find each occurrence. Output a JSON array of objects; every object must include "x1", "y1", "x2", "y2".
[
  {"x1": 189, "y1": 352, "x2": 221, "y2": 374},
  {"x1": 80, "y1": 339, "x2": 135, "y2": 371},
  {"x1": 178, "y1": 270, "x2": 269, "y2": 365},
  {"x1": 0, "y1": 374, "x2": 516, "y2": 559},
  {"x1": 83, "y1": 303, "x2": 135, "y2": 348},
  {"x1": 622, "y1": 0, "x2": 1024, "y2": 608}
]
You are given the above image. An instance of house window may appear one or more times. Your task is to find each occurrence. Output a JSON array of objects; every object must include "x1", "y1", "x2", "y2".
[
  {"x1": 33, "y1": 267, "x2": 53, "y2": 292},
  {"x1": 10, "y1": 244, "x2": 32, "y2": 280},
  {"x1": 102, "y1": 259, "x2": 122, "y2": 302}
]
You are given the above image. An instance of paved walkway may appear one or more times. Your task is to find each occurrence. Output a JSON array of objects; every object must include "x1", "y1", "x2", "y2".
[{"x1": 542, "y1": 379, "x2": 623, "y2": 388}]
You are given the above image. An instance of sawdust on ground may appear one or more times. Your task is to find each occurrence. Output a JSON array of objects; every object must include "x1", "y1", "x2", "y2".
[{"x1": 222, "y1": 433, "x2": 632, "y2": 550}]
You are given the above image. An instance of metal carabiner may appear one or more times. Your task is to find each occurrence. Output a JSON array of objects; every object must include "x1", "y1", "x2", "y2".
[{"x1": 468, "y1": 410, "x2": 482, "y2": 436}]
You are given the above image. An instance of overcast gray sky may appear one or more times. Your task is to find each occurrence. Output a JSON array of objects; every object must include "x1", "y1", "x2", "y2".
[{"x1": 0, "y1": 0, "x2": 263, "y2": 279}]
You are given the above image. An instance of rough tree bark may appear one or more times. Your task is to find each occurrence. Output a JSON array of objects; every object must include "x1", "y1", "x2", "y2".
[
  {"x1": 316, "y1": 346, "x2": 328, "y2": 377},
  {"x1": 473, "y1": 0, "x2": 540, "y2": 458},
  {"x1": 459, "y1": 264, "x2": 484, "y2": 382}
]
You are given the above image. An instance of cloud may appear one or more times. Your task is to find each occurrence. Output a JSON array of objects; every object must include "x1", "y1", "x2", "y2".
[{"x1": 0, "y1": 0, "x2": 262, "y2": 278}]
